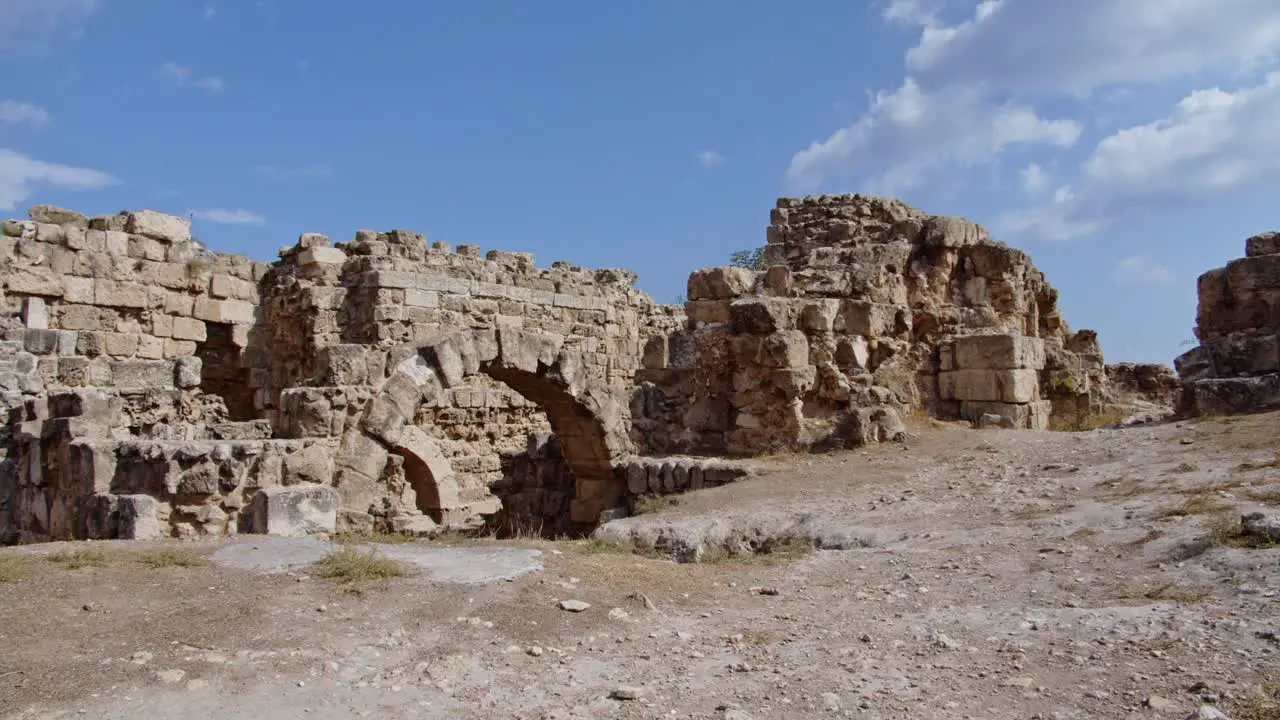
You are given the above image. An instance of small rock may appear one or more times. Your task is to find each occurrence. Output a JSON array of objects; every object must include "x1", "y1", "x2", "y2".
[
  {"x1": 608, "y1": 608, "x2": 630, "y2": 620},
  {"x1": 130, "y1": 651, "x2": 153, "y2": 665},
  {"x1": 526, "y1": 646, "x2": 544, "y2": 657},
  {"x1": 749, "y1": 586, "x2": 780, "y2": 596},
  {"x1": 155, "y1": 669, "x2": 186, "y2": 684},
  {"x1": 821, "y1": 692, "x2": 841, "y2": 711},
  {"x1": 933, "y1": 633, "x2": 959, "y2": 649},
  {"x1": 559, "y1": 600, "x2": 591, "y2": 613},
  {"x1": 1144, "y1": 696, "x2": 1175, "y2": 711},
  {"x1": 609, "y1": 686, "x2": 642, "y2": 701},
  {"x1": 185, "y1": 679, "x2": 207, "y2": 691},
  {"x1": 1001, "y1": 676, "x2": 1034, "y2": 689}
]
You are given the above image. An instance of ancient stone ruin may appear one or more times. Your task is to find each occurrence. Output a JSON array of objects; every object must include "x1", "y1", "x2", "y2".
[
  {"x1": 0, "y1": 195, "x2": 1120, "y2": 544},
  {"x1": 1176, "y1": 231, "x2": 1280, "y2": 415}
]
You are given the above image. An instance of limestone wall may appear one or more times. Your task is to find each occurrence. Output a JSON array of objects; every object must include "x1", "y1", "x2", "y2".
[
  {"x1": 0, "y1": 204, "x2": 680, "y2": 543},
  {"x1": 1175, "y1": 232, "x2": 1280, "y2": 415},
  {"x1": 634, "y1": 195, "x2": 1108, "y2": 455}
]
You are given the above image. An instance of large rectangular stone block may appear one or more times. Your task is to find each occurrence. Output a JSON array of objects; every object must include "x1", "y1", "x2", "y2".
[
  {"x1": 171, "y1": 317, "x2": 207, "y2": 342},
  {"x1": 1246, "y1": 232, "x2": 1280, "y2": 258},
  {"x1": 687, "y1": 267, "x2": 756, "y2": 301},
  {"x1": 250, "y1": 484, "x2": 338, "y2": 537},
  {"x1": 126, "y1": 210, "x2": 191, "y2": 243},
  {"x1": 1225, "y1": 254, "x2": 1280, "y2": 292},
  {"x1": 94, "y1": 279, "x2": 149, "y2": 308},
  {"x1": 939, "y1": 368, "x2": 1040, "y2": 403},
  {"x1": 112, "y1": 359, "x2": 176, "y2": 389},
  {"x1": 960, "y1": 400, "x2": 1051, "y2": 430},
  {"x1": 952, "y1": 334, "x2": 1046, "y2": 370}
]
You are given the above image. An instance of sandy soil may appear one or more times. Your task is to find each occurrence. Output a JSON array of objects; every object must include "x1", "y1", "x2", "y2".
[{"x1": 2, "y1": 412, "x2": 1278, "y2": 720}]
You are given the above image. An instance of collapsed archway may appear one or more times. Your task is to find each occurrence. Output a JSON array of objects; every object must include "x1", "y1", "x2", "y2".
[{"x1": 341, "y1": 327, "x2": 632, "y2": 530}]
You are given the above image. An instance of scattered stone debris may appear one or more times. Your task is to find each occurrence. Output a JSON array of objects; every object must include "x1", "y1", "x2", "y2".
[{"x1": 558, "y1": 599, "x2": 590, "y2": 613}]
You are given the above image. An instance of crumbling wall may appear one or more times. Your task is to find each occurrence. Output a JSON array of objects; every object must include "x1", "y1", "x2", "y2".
[
  {"x1": 634, "y1": 195, "x2": 1108, "y2": 455},
  {"x1": 1175, "y1": 232, "x2": 1280, "y2": 415},
  {"x1": 0, "y1": 204, "x2": 681, "y2": 543}
]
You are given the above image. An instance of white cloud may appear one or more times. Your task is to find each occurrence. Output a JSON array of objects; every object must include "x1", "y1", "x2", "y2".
[
  {"x1": 905, "y1": 0, "x2": 1280, "y2": 95},
  {"x1": 1019, "y1": 162, "x2": 1049, "y2": 196},
  {"x1": 191, "y1": 208, "x2": 265, "y2": 225},
  {"x1": 789, "y1": 0, "x2": 1280, "y2": 241},
  {"x1": 160, "y1": 62, "x2": 225, "y2": 93},
  {"x1": 696, "y1": 150, "x2": 724, "y2": 168},
  {"x1": 253, "y1": 163, "x2": 334, "y2": 180},
  {"x1": 0, "y1": 100, "x2": 48, "y2": 128},
  {"x1": 0, "y1": 148, "x2": 117, "y2": 211},
  {"x1": 1002, "y1": 72, "x2": 1280, "y2": 239},
  {"x1": 1113, "y1": 256, "x2": 1176, "y2": 287},
  {"x1": 785, "y1": 78, "x2": 1079, "y2": 194},
  {"x1": 0, "y1": 0, "x2": 97, "y2": 57}
]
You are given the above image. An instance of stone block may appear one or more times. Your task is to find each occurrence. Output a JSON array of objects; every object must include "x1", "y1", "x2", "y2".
[
  {"x1": 23, "y1": 329, "x2": 59, "y2": 355},
  {"x1": 952, "y1": 334, "x2": 1046, "y2": 370},
  {"x1": 685, "y1": 299, "x2": 731, "y2": 326},
  {"x1": 939, "y1": 369, "x2": 1039, "y2": 403},
  {"x1": 63, "y1": 276, "x2": 94, "y2": 304},
  {"x1": 1225, "y1": 254, "x2": 1280, "y2": 292},
  {"x1": 118, "y1": 495, "x2": 164, "y2": 540},
  {"x1": 29, "y1": 205, "x2": 88, "y2": 227},
  {"x1": 316, "y1": 345, "x2": 368, "y2": 385},
  {"x1": 7, "y1": 266, "x2": 63, "y2": 296},
  {"x1": 687, "y1": 267, "x2": 756, "y2": 301},
  {"x1": 1207, "y1": 333, "x2": 1280, "y2": 375},
  {"x1": 171, "y1": 317, "x2": 207, "y2": 342},
  {"x1": 960, "y1": 400, "x2": 1051, "y2": 430},
  {"x1": 23, "y1": 297, "x2": 47, "y2": 329},
  {"x1": 127, "y1": 210, "x2": 191, "y2": 243},
  {"x1": 404, "y1": 289, "x2": 439, "y2": 308},
  {"x1": 839, "y1": 301, "x2": 897, "y2": 337},
  {"x1": 1188, "y1": 374, "x2": 1280, "y2": 416},
  {"x1": 762, "y1": 331, "x2": 809, "y2": 368},
  {"x1": 95, "y1": 279, "x2": 149, "y2": 308},
  {"x1": 1246, "y1": 231, "x2": 1280, "y2": 258},
  {"x1": 761, "y1": 265, "x2": 792, "y2": 296},
  {"x1": 298, "y1": 246, "x2": 347, "y2": 265},
  {"x1": 729, "y1": 298, "x2": 791, "y2": 334},
  {"x1": 112, "y1": 360, "x2": 176, "y2": 389},
  {"x1": 283, "y1": 445, "x2": 334, "y2": 486},
  {"x1": 103, "y1": 332, "x2": 140, "y2": 357},
  {"x1": 136, "y1": 335, "x2": 165, "y2": 359},
  {"x1": 175, "y1": 357, "x2": 202, "y2": 388},
  {"x1": 799, "y1": 299, "x2": 839, "y2": 333},
  {"x1": 250, "y1": 484, "x2": 339, "y2": 536}
]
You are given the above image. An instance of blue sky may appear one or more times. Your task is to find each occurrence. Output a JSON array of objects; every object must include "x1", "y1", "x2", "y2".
[{"x1": 2, "y1": 0, "x2": 1277, "y2": 365}]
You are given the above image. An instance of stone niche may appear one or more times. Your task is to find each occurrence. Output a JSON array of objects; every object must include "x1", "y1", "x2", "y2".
[{"x1": 1176, "y1": 231, "x2": 1280, "y2": 416}]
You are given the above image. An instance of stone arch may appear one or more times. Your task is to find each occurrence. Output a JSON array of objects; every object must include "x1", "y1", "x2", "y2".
[{"x1": 344, "y1": 327, "x2": 632, "y2": 528}]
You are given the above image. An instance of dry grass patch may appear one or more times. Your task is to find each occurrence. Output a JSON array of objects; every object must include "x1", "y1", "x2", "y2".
[
  {"x1": 334, "y1": 532, "x2": 418, "y2": 545},
  {"x1": 632, "y1": 496, "x2": 678, "y2": 516},
  {"x1": 1113, "y1": 582, "x2": 1215, "y2": 605},
  {"x1": 737, "y1": 629, "x2": 773, "y2": 645},
  {"x1": 46, "y1": 548, "x2": 113, "y2": 570},
  {"x1": 315, "y1": 546, "x2": 406, "y2": 586},
  {"x1": 700, "y1": 537, "x2": 814, "y2": 566},
  {"x1": 1204, "y1": 515, "x2": 1276, "y2": 550},
  {"x1": 0, "y1": 554, "x2": 32, "y2": 583},
  {"x1": 1231, "y1": 685, "x2": 1280, "y2": 720},
  {"x1": 1245, "y1": 485, "x2": 1280, "y2": 505},
  {"x1": 1169, "y1": 462, "x2": 1200, "y2": 474},
  {"x1": 135, "y1": 548, "x2": 210, "y2": 569},
  {"x1": 1157, "y1": 494, "x2": 1230, "y2": 519}
]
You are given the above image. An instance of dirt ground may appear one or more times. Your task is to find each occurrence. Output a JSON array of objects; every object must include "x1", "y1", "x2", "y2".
[{"x1": 2, "y1": 412, "x2": 1279, "y2": 720}]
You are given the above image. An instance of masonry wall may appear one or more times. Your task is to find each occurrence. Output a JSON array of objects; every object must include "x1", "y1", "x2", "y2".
[
  {"x1": 0, "y1": 205, "x2": 681, "y2": 543},
  {"x1": 633, "y1": 195, "x2": 1110, "y2": 455},
  {"x1": 1175, "y1": 231, "x2": 1280, "y2": 415}
]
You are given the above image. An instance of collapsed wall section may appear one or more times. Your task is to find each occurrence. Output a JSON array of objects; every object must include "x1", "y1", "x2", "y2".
[
  {"x1": 1175, "y1": 232, "x2": 1280, "y2": 415},
  {"x1": 633, "y1": 195, "x2": 1111, "y2": 455}
]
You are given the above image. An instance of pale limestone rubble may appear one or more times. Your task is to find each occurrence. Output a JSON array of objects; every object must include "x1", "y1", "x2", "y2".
[
  {"x1": 0, "y1": 196, "x2": 1118, "y2": 544},
  {"x1": 1175, "y1": 231, "x2": 1280, "y2": 415}
]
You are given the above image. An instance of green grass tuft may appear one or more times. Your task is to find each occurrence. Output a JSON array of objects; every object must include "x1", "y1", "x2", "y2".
[
  {"x1": 315, "y1": 546, "x2": 406, "y2": 585},
  {"x1": 135, "y1": 548, "x2": 210, "y2": 569},
  {"x1": 47, "y1": 548, "x2": 112, "y2": 570},
  {"x1": 0, "y1": 555, "x2": 32, "y2": 583}
]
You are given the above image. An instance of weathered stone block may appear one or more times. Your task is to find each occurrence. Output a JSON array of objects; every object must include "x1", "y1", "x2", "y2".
[
  {"x1": 23, "y1": 329, "x2": 59, "y2": 355},
  {"x1": 953, "y1": 334, "x2": 1046, "y2": 370},
  {"x1": 23, "y1": 297, "x2": 47, "y2": 329},
  {"x1": 175, "y1": 357, "x2": 202, "y2": 388},
  {"x1": 729, "y1": 298, "x2": 791, "y2": 334},
  {"x1": 29, "y1": 205, "x2": 88, "y2": 227},
  {"x1": 960, "y1": 400, "x2": 1051, "y2": 430},
  {"x1": 685, "y1": 300, "x2": 731, "y2": 326},
  {"x1": 687, "y1": 267, "x2": 756, "y2": 301},
  {"x1": 839, "y1": 301, "x2": 897, "y2": 337},
  {"x1": 938, "y1": 369, "x2": 1039, "y2": 403},
  {"x1": 7, "y1": 266, "x2": 63, "y2": 296},
  {"x1": 1246, "y1": 231, "x2": 1280, "y2": 258},
  {"x1": 117, "y1": 495, "x2": 164, "y2": 540},
  {"x1": 298, "y1": 246, "x2": 347, "y2": 265},
  {"x1": 95, "y1": 279, "x2": 149, "y2": 308},
  {"x1": 127, "y1": 210, "x2": 191, "y2": 243},
  {"x1": 112, "y1": 360, "x2": 176, "y2": 389},
  {"x1": 316, "y1": 345, "x2": 368, "y2": 385},
  {"x1": 63, "y1": 276, "x2": 94, "y2": 304},
  {"x1": 171, "y1": 317, "x2": 207, "y2": 342},
  {"x1": 250, "y1": 484, "x2": 339, "y2": 536},
  {"x1": 283, "y1": 445, "x2": 334, "y2": 486}
]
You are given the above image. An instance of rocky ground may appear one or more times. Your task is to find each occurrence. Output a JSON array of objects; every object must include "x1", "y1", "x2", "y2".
[{"x1": 2, "y1": 412, "x2": 1279, "y2": 720}]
